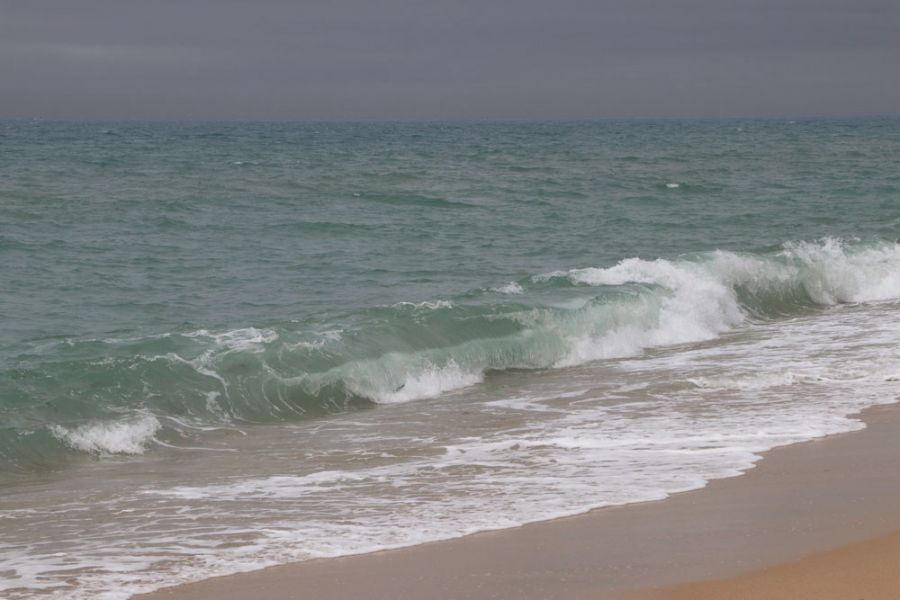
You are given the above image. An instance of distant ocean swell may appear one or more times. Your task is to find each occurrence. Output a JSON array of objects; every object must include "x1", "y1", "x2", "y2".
[{"x1": 3, "y1": 237, "x2": 899, "y2": 470}]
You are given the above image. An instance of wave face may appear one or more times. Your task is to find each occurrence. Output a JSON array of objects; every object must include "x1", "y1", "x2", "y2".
[
  {"x1": 3, "y1": 237, "x2": 899, "y2": 470},
  {"x1": 5, "y1": 118, "x2": 900, "y2": 599}
]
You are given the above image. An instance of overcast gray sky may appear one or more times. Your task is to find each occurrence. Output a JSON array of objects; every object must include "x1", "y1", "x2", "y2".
[{"x1": 1, "y1": 0, "x2": 899, "y2": 120}]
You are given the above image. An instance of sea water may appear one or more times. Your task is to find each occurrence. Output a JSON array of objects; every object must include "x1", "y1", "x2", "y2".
[{"x1": 2, "y1": 118, "x2": 900, "y2": 598}]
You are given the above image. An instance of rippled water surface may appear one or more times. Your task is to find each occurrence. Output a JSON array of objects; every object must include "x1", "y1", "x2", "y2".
[{"x1": 2, "y1": 118, "x2": 900, "y2": 598}]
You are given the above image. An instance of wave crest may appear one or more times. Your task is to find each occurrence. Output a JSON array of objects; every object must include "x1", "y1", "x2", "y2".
[
  {"x1": 49, "y1": 414, "x2": 161, "y2": 455},
  {"x1": 7, "y1": 238, "x2": 900, "y2": 467}
]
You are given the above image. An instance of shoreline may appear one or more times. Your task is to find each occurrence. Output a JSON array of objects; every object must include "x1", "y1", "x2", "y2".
[{"x1": 137, "y1": 402, "x2": 900, "y2": 599}]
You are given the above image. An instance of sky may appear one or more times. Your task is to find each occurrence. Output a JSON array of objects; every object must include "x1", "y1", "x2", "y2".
[{"x1": 1, "y1": 0, "x2": 899, "y2": 120}]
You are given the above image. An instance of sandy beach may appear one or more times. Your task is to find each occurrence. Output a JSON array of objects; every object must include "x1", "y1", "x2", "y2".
[
  {"x1": 137, "y1": 401, "x2": 900, "y2": 600},
  {"x1": 642, "y1": 528, "x2": 900, "y2": 599},
  {"x1": 8, "y1": 3, "x2": 900, "y2": 598}
]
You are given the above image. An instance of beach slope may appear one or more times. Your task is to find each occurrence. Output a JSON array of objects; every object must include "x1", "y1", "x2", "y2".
[
  {"x1": 644, "y1": 527, "x2": 900, "y2": 599},
  {"x1": 138, "y1": 402, "x2": 900, "y2": 600}
]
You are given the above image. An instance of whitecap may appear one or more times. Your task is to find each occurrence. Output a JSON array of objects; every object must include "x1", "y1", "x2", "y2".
[{"x1": 50, "y1": 413, "x2": 161, "y2": 455}]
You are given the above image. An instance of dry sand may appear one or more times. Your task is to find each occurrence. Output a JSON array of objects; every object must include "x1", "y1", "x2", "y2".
[
  {"x1": 641, "y1": 528, "x2": 900, "y2": 599},
  {"x1": 137, "y1": 403, "x2": 900, "y2": 600}
]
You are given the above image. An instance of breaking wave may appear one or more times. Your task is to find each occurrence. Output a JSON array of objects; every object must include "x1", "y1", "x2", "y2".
[
  {"x1": 49, "y1": 413, "x2": 161, "y2": 455},
  {"x1": 4, "y1": 238, "x2": 900, "y2": 469}
]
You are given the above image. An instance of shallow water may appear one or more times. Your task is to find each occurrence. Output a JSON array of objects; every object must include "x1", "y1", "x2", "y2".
[{"x1": 2, "y1": 118, "x2": 900, "y2": 598}]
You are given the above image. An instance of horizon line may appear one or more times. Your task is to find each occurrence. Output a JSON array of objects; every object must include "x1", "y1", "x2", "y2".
[{"x1": 2, "y1": 112, "x2": 899, "y2": 125}]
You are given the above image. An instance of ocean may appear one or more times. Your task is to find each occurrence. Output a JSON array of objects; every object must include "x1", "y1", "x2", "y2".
[{"x1": 2, "y1": 118, "x2": 900, "y2": 598}]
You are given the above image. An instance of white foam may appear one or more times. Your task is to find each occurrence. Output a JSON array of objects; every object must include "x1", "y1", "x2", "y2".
[
  {"x1": 552, "y1": 239, "x2": 900, "y2": 366},
  {"x1": 557, "y1": 257, "x2": 743, "y2": 365},
  {"x1": 14, "y1": 320, "x2": 900, "y2": 600},
  {"x1": 367, "y1": 359, "x2": 483, "y2": 404},
  {"x1": 157, "y1": 470, "x2": 370, "y2": 501},
  {"x1": 299, "y1": 241, "x2": 900, "y2": 408},
  {"x1": 289, "y1": 329, "x2": 343, "y2": 350},
  {"x1": 392, "y1": 300, "x2": 454, "y2": 310},
  {"x1": 493, "y1": 281, "x2": 524, "y2": 295},
  {"x1": 49, "y1": 413, "x2": 161, "y2": 455},
  {"x1": 11, "y1": 239, "x2": 900, "y2": 600},
  {"x1": 688, "y1": 371, "x2": 818, "y2": 391},
  {"x1": 185, "y1": 327, "x2": 278, "y2": 352},
  {"x1": 780, "y1": 238, "x2": 900, "y2": 304}
]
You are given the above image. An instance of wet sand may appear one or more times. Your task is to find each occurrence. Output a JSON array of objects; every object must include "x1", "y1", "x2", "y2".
[{"x1": 137, "y1": 402, "x2": 900, "y2": 600}]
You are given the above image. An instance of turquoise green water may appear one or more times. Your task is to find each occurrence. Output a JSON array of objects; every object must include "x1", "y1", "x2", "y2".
[
  {"x1": 2, "y1": 118, "x2": 900, "y2": 598},
  {"x1": 3, "y1": 118, "x2": 899, "y2": 469}
]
